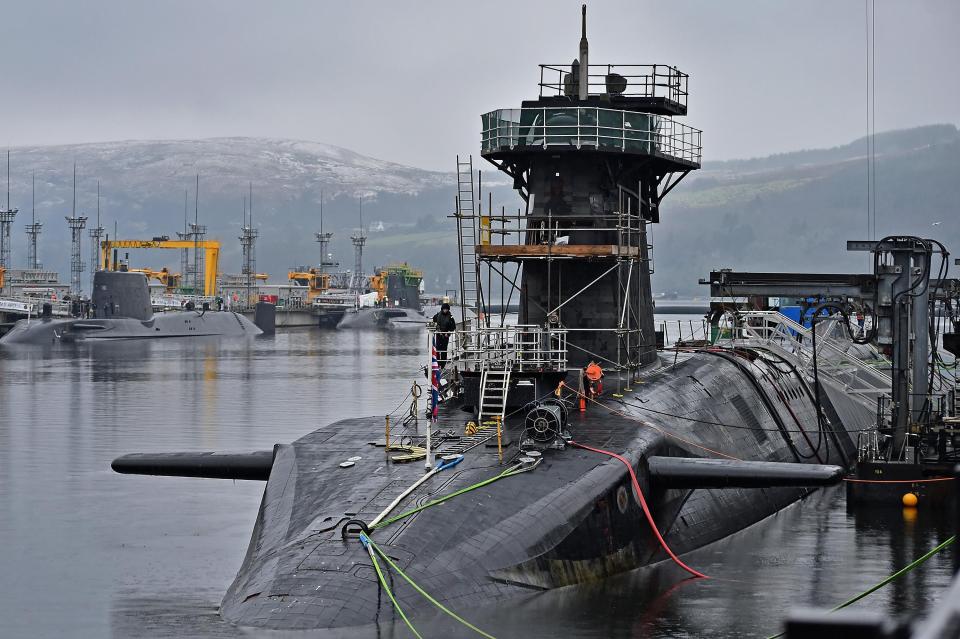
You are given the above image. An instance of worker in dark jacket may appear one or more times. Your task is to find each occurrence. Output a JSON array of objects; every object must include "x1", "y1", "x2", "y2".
[{"x1": 431, "y1": 303, "x2": 457, "y2": 367}]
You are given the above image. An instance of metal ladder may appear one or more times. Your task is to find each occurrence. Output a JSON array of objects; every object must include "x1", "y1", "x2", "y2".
[
  {"x1": 456, "y1": 155, "x2": 479, "y2": 325},
  {"x1": 479, "y1": 363, "x2": 511, "y2": 425}
]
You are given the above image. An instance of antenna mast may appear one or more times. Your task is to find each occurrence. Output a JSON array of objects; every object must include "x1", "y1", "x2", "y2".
[
  {"x1": 176, "y1": 189, "x2": 189, "y2": 288},
  {"x1": 26, "y1": 173, "x2": 42, "y2": 270},
  {"x1": 350, "y1": 194, "x2": 367, "y2": 292},
  {"x1": 239, "y1": 181, "x2": 258, "y2": 306},
  {"x1": 578, "y1": 4, "x2": 589, "y2": 100},
  {"x1": 315, "y1": 190, "x2": 334, "y2": 274},
  {"x1": 65, "y1": 164, "x2": 88, "y2": 297},
  {"x1": 88, "y1": 181, "x2": 105, "y2": 287},
  {"x1": 0, "y1": 150, "x2": 18, "y2": 270},
  {"x1": 189, "y1": 174, "x2": 207, "y2": 298}
]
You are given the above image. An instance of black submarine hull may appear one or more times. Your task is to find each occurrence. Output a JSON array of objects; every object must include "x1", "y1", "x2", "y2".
[{"x1": 216, "y1": 347, "x2": 874, "y2": 631}]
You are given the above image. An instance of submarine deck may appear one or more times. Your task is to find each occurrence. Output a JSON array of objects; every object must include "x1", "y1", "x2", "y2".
[{"x1": 219, "y1": 347, "x2": 875, "y2": 630}]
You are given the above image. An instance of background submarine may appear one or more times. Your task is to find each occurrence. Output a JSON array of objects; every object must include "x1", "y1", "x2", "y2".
[
  {"x1": 0, "y1": 270, "x2": 261, "y2": 344},
  {"x1": 112, "y1": 7, "x2": 881, "y2": 633}
]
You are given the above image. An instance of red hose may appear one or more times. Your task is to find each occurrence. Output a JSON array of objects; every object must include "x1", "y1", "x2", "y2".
[{"x1": 569, "y1": 440, "x2": 709, "y2": 579}]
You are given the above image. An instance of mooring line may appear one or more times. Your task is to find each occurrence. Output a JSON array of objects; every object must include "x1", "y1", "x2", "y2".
[
  {"x1": 361, "y1": 534, "x2": 423, "y2": 639},
  {"x1": 765, "y1": 535, "x2": 956, "y2": 639},
  {"x1": 361, "y1": 533, "x2": 497, "y2": 638}
]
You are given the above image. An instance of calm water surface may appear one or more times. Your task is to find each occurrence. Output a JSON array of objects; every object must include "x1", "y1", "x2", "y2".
[{"x1": 0, "y1": 325, "x2": 955, "y2": 638}]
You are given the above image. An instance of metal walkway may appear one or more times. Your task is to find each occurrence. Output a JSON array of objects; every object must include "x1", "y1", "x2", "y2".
[{"x1": 714, "y1": 310, "x2": 891, "y2": 404}]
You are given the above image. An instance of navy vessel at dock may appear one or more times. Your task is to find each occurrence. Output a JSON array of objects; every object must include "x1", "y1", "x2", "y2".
[
  {"x1": 0, "y1": 269, "x2": 261, "y2": 344},
  {"x1": 337, "y1": 263, "x2": 427, "y2": 329},
  {"x1": 111, "y1": 8, "x2": 951, "y2": 634}
]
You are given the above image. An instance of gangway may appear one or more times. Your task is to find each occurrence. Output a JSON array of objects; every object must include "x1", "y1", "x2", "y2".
[{"x1": 713, "y1": 310, "x2": 891, "y2": 404}]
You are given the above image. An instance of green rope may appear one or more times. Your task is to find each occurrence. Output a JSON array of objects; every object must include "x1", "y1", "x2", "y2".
[
  {"x1": 371, "y1": 466, "x2": 522, "y2": 530},
  {"x1": 365, "y1": 539, "x2": 423, "y2": 639},
  {"x1": 368, "y1": 537, "x2": 498, "y2": 639},
  {"x1": 767, "y1": 535, "x2": 956, "y2": 639},
  {"x1": 360, "y1": 465, "x2": 524, "y2": 635},
  {"x1": 830, "y1": 534, "x2": 955, "y2": 612}
]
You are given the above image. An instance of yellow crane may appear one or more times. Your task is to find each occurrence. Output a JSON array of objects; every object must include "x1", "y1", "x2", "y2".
[
  {"x1": 369, "y1": 264, "x2": 423, "y2": 301},
  {"x1": 101, "y1": 239, "x2": 220, "y2": 297},
  {"x1": 129, "y1": 267, "x2": 182, "y2": 293},
  {"x1": 287, "y1": 268, "x2": 330, "y2": 302}
]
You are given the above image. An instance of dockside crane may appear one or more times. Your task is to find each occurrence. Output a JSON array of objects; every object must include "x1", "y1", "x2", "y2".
[{"x1": 100, "y1": 238, "x2": 221, "y2": 297}]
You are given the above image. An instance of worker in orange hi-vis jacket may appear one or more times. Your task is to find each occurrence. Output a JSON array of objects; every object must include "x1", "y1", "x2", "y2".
[{"x1": 585, "y1": 361, "x2": 603, "y2": 397}]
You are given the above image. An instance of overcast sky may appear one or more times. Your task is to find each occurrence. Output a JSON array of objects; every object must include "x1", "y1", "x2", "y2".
[{"x1": 2, "y1": 0, "x2": 958, "y2": 170}]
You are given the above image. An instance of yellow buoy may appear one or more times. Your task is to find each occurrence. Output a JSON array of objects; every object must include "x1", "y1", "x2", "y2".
[{"x1": 902, "y1": 492, "x2": 918, "y2": 507}]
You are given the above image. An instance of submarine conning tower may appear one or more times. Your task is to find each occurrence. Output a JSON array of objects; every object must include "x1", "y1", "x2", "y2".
[
  {"x1": 474, "y1": 5, "x2": 701, "y2": 370},
  {"x1": 91, "y1": 270, "x2": 153, "y2": 320}
]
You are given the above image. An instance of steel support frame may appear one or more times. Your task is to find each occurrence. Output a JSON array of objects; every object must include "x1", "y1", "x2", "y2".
[
  {"x1": 708, "y1": 238, "x2": 941, "y2": 461},
  {"x1": 476, "y1": 250, "x2": 642, "y2": 373}
]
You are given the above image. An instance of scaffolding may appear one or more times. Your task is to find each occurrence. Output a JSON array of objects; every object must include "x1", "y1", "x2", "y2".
[{"x1": 451, "y1": 176, "x2": 674, "y2": 375}]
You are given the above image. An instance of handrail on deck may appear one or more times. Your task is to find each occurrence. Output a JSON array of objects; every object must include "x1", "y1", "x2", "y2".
[{"x1": 447, "y1": 323, "x2": 569, "y2": 373}]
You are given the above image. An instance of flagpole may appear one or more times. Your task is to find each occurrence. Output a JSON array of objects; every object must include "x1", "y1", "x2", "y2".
[{"x1": 426, "y1": 331, "x2": 435, "y2": 470}]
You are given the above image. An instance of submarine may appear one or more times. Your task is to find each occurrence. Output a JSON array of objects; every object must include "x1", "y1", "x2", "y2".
[
  {"x1": 338, "y1": 264, "x2": 427, "y2": 330},
  {"x1": 112, "y1": 8, "x2": 886, "y2": 634},
  {"x1": 0, "y1": 269, "x2": 261, "y2": 344}
]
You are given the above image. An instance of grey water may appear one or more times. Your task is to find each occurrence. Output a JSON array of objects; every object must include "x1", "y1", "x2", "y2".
[{"x1": 0, "y1": 325, "x2": 955, "y2": 638}]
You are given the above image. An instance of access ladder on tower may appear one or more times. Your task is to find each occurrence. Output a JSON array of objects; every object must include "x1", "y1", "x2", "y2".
[
  {"x1": 478, "y1": 363, "x2": 511, "y2": 426},
  {"x1": 456, "y1": 155, "x2": 479, "y2": 326}
]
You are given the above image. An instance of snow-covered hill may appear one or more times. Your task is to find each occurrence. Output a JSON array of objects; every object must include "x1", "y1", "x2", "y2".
[
  {"x1": 0, "y1": 137, "x2": 495, "y2": 287},
  {"x1": 8, "y1": 136, "x2": 452, "y2": 207}
]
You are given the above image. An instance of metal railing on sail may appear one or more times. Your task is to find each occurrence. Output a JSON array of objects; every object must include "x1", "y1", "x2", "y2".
[
  {"x1": 537, "y1": 63, "x2": 689, "y2": 107},
  {"x1": 481, "y1": 107, "x2": 701, "y2": 165},
  {"x1": 455, "y1": 325, "x2": 568, "y2": 373}
]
